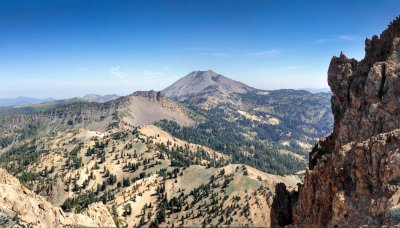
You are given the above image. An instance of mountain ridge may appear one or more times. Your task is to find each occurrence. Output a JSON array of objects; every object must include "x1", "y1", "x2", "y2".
[{"x1": 0, "y1": 90, "x2": 196, "y2": 152}]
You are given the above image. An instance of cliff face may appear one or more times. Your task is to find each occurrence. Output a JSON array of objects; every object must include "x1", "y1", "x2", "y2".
[
  {"x1": 0, "y1": 168, "x2": 116, "y2": 227},
  {"x1": 289, "y1": 17, "x2": 400, "y2": 226}
]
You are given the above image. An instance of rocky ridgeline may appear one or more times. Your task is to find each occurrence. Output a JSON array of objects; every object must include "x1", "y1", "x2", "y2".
[
  {"x1": 272, "y1": 16, "x2": 400, "y2": 226},
  {"x1": 132, "y1": 90, "x2": 166, "y2": 102},
  {"x1": 0, "y1": 90, "x2": 191, "y2": 150},
  {"x1": 0, "y1": 168, "x2": 116, "y2": 227}
]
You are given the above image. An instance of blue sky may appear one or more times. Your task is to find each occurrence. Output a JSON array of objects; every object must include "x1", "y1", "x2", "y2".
[{"x1": 0, "y1": 0, "x2": 399, "y2": 98}]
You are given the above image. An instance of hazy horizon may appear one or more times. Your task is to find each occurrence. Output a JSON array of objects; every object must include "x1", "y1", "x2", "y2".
[
  {"x1": 0, "y1": 77, "x2": 332, "y2": 100},
  {"x1": 1, "y1": 0, "x2": 399, "y2": 98}
]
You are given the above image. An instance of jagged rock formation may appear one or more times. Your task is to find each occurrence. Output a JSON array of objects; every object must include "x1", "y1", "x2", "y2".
[
  {"x1": 134, "y1": 90, "x2": 166, "y2": 102},
  {"x1": 0, "y1": 168, "x2": 116, "y2": 227},
  {"x1": 275, "y1": 17, "x2": 400, "y2": 226}
]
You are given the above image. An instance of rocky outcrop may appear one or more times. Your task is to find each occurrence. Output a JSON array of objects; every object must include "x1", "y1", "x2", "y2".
[
  {"x1": 0, "y1": 168, "x2": 116, "y2": 227},
  {"x1": 39, "y1": 178, "x2": 68, "y2": 207},
  {"x1": 283, "y1": 16, "x2": 400, "y2": 226},
  {"x1": 144, "y1": 90, "x2": 165, "y2": 102}
]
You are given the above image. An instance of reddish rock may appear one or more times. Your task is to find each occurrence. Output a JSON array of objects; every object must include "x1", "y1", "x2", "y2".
[{"x1": 278, "y1": 16, "x2": 400, "y2": 226}]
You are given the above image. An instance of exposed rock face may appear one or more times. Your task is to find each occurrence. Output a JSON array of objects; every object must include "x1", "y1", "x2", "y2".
[
  {"x1": 39, "y1": 178, "x2": 68, "y2": 206},
  {"x1": 0, "y1": 168, "x2": 116, "y2": 227},
  {"x1": 288, "y1": 17, "x2": 400, "y2": 226},
  {"x1": 142, "y1": 90, "x2": 165, "y2": 102},
  {"x1": 122, "y1": 91, "x2": 195, "y2": 126},
  {"x1": 270, "y1": 183, "x2": 298, "y2": 226}
]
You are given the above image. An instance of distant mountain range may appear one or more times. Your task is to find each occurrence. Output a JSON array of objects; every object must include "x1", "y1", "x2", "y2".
[
  {"x1": 81, "y1": 94, "x2": 120, "y2": 103},
  {"x1": 1, "y1": 74, "x2": 329, "y2": 107},
  {"x1": 0, "y1": 94, "x2": 121, "y2": 107},
  {"x1": 301, "y1": 88, "x2": 331, "y2": 93},
  {"x1": 0, "y1": 97, "x2": 55, "y2": 107}
]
